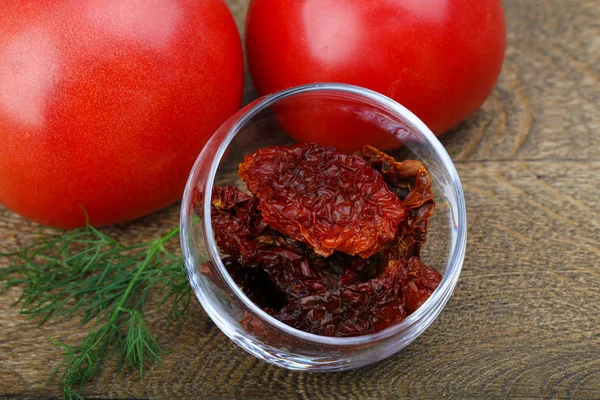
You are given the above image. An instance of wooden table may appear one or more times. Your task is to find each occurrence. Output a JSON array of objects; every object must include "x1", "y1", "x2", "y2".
[{"x1": 1, "y1": 0, "x2": 599, "y2": 398}]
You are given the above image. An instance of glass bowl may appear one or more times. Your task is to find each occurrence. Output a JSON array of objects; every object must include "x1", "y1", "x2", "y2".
[{"x1": 180, "y1": 83, "x2": 466, "y2": 371}]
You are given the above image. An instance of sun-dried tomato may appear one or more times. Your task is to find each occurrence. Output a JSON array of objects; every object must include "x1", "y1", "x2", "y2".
[
  {"x1": 238, "y1": 143, "x2": 406, "y2": 258},
  {"x1": 194, "y1": 144, "x2": 443, "y2": 338},
  {"x1": 275, "y1": 257, "x2": 408, "y2": 337},
  {"x1": 221, "y1": 257, "x2": 287, "y2": 313},
  {"x1": 251, "y1": 248, "x2": 328, "y2": 300},
  {"x1": 359, "y1": 145, "x2": 435, "y2": 259},
  {"x1": 255, "y1": 237, "x2": 381, "y2": 289},
  {"x1": 272, "y1": 253, "x2": 442, "y2": 336},
  {"x1": 401, "y1": 256, "x2": 443, "y2": 313},
  {"x1": 210, "y1": 186, "x2": 327, "y2": 301}
]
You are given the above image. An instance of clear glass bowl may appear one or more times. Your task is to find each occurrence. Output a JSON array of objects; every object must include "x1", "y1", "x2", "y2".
[{"x1": 180, "y1": 83, "x2": 466, "y2": 371}]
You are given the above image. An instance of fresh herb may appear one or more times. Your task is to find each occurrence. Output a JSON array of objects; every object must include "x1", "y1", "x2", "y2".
[{"x1": 0, "y1": 224, "x2": 190, "y2": 400}]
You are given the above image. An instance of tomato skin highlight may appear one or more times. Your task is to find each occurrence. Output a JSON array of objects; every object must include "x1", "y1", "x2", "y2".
[
  {"x1": 246, "y1": 0, "x2": 506, "y2": 148},
  {"x1": 0, "y1": 0, "x2": 244, "y2": 229}
]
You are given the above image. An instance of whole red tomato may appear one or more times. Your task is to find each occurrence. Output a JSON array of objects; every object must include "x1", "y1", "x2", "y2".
[
  {"x1": 0, "y1": 0, "x2": 243, "y2": 229},
  {"x1": 246, "y1": 0, "x2": 505, "y2": 148}
]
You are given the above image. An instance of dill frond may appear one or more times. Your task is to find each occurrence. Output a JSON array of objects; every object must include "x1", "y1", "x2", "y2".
[{"x1": 0, "y1": 224, "x2": 191, "y2": 399}]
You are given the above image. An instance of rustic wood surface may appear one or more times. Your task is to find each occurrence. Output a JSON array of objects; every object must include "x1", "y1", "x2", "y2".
[{"x1": 1, "y1": 0, "x2": 599, "y2": 398}]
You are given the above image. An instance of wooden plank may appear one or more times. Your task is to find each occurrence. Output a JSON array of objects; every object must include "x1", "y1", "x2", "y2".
[{"x1": 1, "y1": 0, "x2": 599, "y2": 398}]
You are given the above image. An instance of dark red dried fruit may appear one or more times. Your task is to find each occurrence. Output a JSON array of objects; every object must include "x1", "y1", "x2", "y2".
[
  {"x1": 401, "y1": 257, "x2": 443, "y2": 313},
  {"x1": 194, "y1": 144, "x2": 442, "y2": 338},
  {"x1": 210, "y1": 186, "x2": 266, "y2": 263},
  {"x1": 275, "y1": 257, "x2": 408, "y2": 337},
  {"x1": 359, "y1": 145, "x2": 435, "y2": 258},
  {"x1": 238, "y1": 144, "x2": 406, "y2": 258},
  {"x1": 210, "y1": 186, "x2": 327, "y2": 301},
  {"x1": 222, "y1": 257, "x2": 287, "y2": 313}
]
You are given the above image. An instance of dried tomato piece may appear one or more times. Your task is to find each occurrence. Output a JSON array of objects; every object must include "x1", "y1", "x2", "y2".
[
  {"x1": 251, "y1": 248, "x2": 327, "y2": 300},
  {"x1": 273, "y1": 254, "x2": 442, "y2": 336},
  {"x1": 333, "y1": 252, "x2": 381, "y2": 287},
  {"x1": 195, "y1": 145, "x2": 442, "y2": 338},
  {"x1": 198, "y1": 257, "x2": 288, "y2": 314},
  {"x1": 222, "y1": 257, "x2": 287, "y2": 312},
  {"x1": 401, "y1": 257, "x2": 443, "y2": 313},
  {"x1": 359, "y1": 145, "x2": 435, "y2": 258},
  {"x1": 210, "y1": 186, "x2": 327, "y2": 301},
  {"x1": 275, "y1": 257, "x2": 408, "y2": 337},
  {"x1": 253, "y1": 234, "x2": 343, "y2": 290},
  {"x1": 255, "y1": 237, "x2": 380, "y2": 289},
  {"x1": 253, "y1": 231, "x2": 306, "y2": 255},
  {"x1": 210, "y1": 186, "x2": 266, "y2": 262},
  {"x1": 238, "y1": 144, "x2": 406, "y2": 258}
]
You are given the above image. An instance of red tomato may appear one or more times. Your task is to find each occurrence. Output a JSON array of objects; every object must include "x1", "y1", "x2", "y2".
[
  {"x1": 0, "y1": 0, "x2": 243, "y2": 229},
  {"x1": 246, "y1": 0, "x2": 505, "y2": 148}
]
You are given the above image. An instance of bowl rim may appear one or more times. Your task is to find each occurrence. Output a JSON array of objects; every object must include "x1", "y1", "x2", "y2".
[{"x1": 181, "y1": 82, "x2": 467, "y2": 346}]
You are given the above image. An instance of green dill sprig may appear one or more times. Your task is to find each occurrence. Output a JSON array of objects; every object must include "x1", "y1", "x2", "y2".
[{"x1": 0, "y1": 224, "x2": 191, "y2": 399}]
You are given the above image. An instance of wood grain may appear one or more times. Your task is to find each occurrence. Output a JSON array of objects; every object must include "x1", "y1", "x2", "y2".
[{"x1": 1, "y1": 0, "x2": 599, "y2": 398}]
